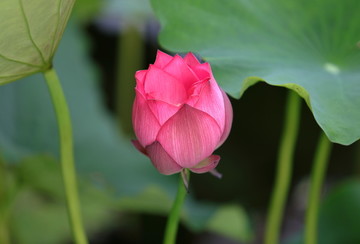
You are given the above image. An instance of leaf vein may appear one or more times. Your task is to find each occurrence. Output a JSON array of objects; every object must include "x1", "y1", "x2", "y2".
[
  {"x1": 0, "y1": 71, "x2": 37, "y2": 79},
  {"x1": 0, "y1": 53, "x2": 42, "y2": 68},
  {"x1": 50, "y1": 0, "x2": 63, "y2": 56},
  {"x1": 18, "y1": 0, "x2": 47, "y2": 65}
]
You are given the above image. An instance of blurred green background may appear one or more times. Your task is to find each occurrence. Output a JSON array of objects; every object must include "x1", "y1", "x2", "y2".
[{"x1": 0, "y1": 0, "x2": 359, "y2": 244}]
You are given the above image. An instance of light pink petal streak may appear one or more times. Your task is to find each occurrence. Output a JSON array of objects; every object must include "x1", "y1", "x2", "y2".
[
  {"x1": 157, "y1": 105, "x2": 221, "y2": 168},
  {"x1": 144, "y1": 65, "x2": 187, "y2": 105},
  {"x1": 153, "y1": 50, "x2": 173, "y2": 68},
  {"x1": 190, "y1": 155, "x2": 220, "y2": 174},
  {"x1": 184, "y1": 52, "x2": 201, "y2": 66},
  {"x1": 147, "y1": 100, "x2": 181, "y2": 125},
  {"x1": 217, "y1": 89, "x2": 233, "y2": 148},
  {"x1": 164, "y1": 55, "x2": 199, "y2": 89},
  {"x1": 132, "y1": 90, "x2": 161, "y2": 147},
  {"x1": 146, "y1": 141, "x2": 183, "y2": 175},
  {"x1": 187, "y1": 78, "x2": 225, "y2": 131}
]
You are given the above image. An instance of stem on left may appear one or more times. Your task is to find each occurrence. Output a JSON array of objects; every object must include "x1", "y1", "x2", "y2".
[
  {"x1": 43, "y1": 68, "x2": 88, "y2": 244},
  {"x1": 0, "y1": 157, "x2": 11, "y2": 244}
]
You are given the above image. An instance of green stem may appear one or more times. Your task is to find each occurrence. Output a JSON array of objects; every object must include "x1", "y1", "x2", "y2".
[
  {"x1": 116, "y1": 26, "x2": 144, "y2": 136},
  {"x1": 305, "y1": 133, "x2": 332, "y2": 244},
  {"x1": 0, "y1": 216, "x2": 10, "y2": 244},
  {"x1": 0, "y1": 158, "x2": 11, "y2": 244},
  {"x1": 264, "y1": 91, "x2": 302, "y2": 244},
  {"x1": 43, "y1": 68, "x2": 88, "y2": 244},
  {"x1": 163, "y1": 169, "x2": 189, "y2": 244}
]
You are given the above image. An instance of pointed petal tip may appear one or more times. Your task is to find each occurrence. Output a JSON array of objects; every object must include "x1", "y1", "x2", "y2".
[
  {"x1": 163, "y1": 54, "x2": 200, "y2": 89},
  {"x1": 154, "y1": 50, "x2": 173, "y2": 68},
  {"x1": 210, "y1": 169, "x2": 223, "y2": 179},
  {"x1": 135, "y1": 69, "x2": 147, "y2": 81},
  {"x1": 184, "y1": 52, "x2": 201, "y2": 66}
]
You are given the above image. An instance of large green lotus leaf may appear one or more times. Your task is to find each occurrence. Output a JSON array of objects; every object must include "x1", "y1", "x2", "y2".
[
  {"x1": 0, "y1": 21, "x2": 252, "y2": 241},
  {"x1": 0, "y1": 0, "x2": 75, "y2": 85},
  {"x1": 151, "y1": 0, "x2": 360, "y2": 145}
]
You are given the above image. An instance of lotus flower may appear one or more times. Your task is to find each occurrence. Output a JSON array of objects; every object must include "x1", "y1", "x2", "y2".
[{"x1": 132, "y1": 50, "x2": 233, "y2": 175}]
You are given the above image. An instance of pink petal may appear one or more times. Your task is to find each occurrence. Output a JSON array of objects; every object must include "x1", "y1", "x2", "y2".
[
  {"x1": 131, "y1": 140, "x2": 147, "y2": 155},
  {"x1": 186, "y1": 79, "x2": 209, "y2": 103},
  {"x1": 145, "y1": 141, "x2": 183, "y2": 175},
  {"x1": 217, "y1": 89, "x2": 233, "y2": 148},
  {"x1": 154, "y1": 50, "x2": 173, "y2": 68},
  {"x1": 135, "y1": 69, "x2": 147, "y2": 82},
  {"x1": 184, "y1": 52, "x2": 201, "y2": 66},
  {"x1": 163, "y1": 55, "x2": 199, "y2": 89},
  {"x1": 132, "y1": 90, "x2": 161, "y2": 147},
  {"x1": 190, "y1": 155, "x2": 220, "y2": 174},
  {"x1": 157, "y1": 104, "x2": 221, "y2": 168},
  {"x1": 144, "y1": 65, "x2": 187, "y2": 105},
  {"x1": 147, "y1": 99, "x2": 181, "y2": 125},
  {"x1": 191, "y1": 62, "x2": 212, "y2": 80},
  {"x1": 187, "y1": 77, "x2": 225, "y2": 132},
  {"x1": 135, "y1": 70, "x2": 148, "y2": 94}
]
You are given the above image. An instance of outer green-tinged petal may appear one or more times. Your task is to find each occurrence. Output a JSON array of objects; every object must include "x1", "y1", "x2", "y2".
[{"x1": 190, "y1": 155, "x2": 220, "y2": 174}]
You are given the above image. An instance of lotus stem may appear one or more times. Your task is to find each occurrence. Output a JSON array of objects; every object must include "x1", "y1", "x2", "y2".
[
  {"x1": 0, "y1": 157, "x2": 11, "y2": 244},
  {"x1": 264, "y1": 91, "x2": 301, "y2": 244},
  {"x1": 43, "y1": 68, "x2": 88, "y2": 244},
  {"x1": 305, "y1": 132, "x2": 332, "y2": 244},
  {"x1": 163, "y1": 169, "x2": 189, "y2": 244}
]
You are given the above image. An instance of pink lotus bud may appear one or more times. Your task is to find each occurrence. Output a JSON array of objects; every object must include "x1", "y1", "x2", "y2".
[{"x1": 132, "y1": 50, "x2": 233, "y2": 175}]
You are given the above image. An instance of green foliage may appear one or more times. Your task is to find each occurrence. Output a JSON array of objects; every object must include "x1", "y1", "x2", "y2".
[
  {"x1": 151, "y1": 0, "x2": 360, "y2": 145},
  {"x1": 0, "y1": 21, "x2": 252, "y2": 242},
  {"x1": 72, "y1": 0, "x2": 102, "y2": 23},
  {"x1": 11, "y1": 155, "x2": 115, "y2": 244},
  {"x1": 286, "y1": 179, "x2": 360, "y2": 244},
  {"x1": 319, "y1": 179, "x2": 360, "y2": 243},
  {"x1": 206, "y1": 204, "x2": 253, "y2": 242},
  {"x1": 0, "y1": 0, "x2": 75, "y2": 85}
]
